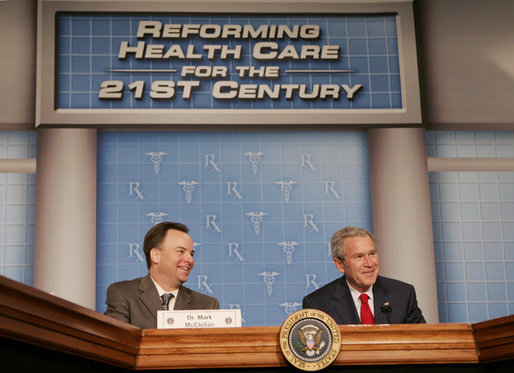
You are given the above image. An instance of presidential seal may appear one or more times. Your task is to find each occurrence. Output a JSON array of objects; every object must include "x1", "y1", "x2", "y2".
[{"x1": 279, "y1": 309, "x2": 341, "y2": 371}]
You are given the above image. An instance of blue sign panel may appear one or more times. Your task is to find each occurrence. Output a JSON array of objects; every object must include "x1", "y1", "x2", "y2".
[{"x1": 57, "y1": 14, "x2": 401, "y2": 110}]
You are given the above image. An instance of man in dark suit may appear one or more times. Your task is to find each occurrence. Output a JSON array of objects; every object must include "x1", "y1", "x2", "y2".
[
  {"x1": 303, "y1": 226, "x2": 425, "y2": 324},
  {"x1": 105, "y1": 222, "x2": 219, "y2": 329}
]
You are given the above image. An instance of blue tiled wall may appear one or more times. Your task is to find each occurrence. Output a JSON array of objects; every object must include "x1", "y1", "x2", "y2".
[
  {"x1": 96, "y1": 131, "x2": 372, "y2": 326},
  {"x1": 427, "y1": 130, "x2": 514, "y2": 322},
  {"x1": 0, "y1": 131, "x2": 37, "y2": 285},
  {"x1": 2, "y1": 129, "x2": 512, "y2": 325}
]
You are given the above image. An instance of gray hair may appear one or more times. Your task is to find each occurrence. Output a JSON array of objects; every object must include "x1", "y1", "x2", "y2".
[{"x1": 330, "y1": 226, "x2": 376, "y2": 261}]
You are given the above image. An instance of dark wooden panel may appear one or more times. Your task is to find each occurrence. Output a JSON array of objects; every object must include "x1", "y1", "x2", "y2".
[
  {"x1": 1, "y1": 275, "x2": 513, "y2": 371},
  {"x1": 0, "y1": 275, "x2": 140, "y2": 369},
  {"x1": 472, "y1": 314, "x2": 514, "y2": 363}
]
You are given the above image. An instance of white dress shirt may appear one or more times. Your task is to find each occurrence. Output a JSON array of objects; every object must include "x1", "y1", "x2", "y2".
[
  {"x1": 151, "y1": 276, "x2": 179, "y2": 310},
  {"x1": 346, "y1": 280, "x2": 375, "y2": 321}
]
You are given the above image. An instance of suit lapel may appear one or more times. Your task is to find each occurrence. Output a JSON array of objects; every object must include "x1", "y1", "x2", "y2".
[
  {"x1": 174, "y1": 286, "x2": 192, "y2": 310},
  {"x1": 372, "y1": 276, "x2": 391, "y2": 324},
  {"x1": 138, "y1": 274, "x2": 162, "y2": 323},
  {"x1": 333, "y1": 277, "x2": 360, "y2": 324}
]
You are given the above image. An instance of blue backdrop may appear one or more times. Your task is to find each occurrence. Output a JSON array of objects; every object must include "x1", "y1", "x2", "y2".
[{"x1": 95, "y1": 130, "x2": 372, "y2": 326}]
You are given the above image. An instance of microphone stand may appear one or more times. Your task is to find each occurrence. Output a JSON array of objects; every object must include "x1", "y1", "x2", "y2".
[{"x1": 380, "y1": 302, "x2": 392, "y2": 324}]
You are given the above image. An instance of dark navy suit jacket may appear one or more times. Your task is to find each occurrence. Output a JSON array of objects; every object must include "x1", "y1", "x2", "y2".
[{"x1": 302, "y1": 275, "x2": 425, "y2": 324}]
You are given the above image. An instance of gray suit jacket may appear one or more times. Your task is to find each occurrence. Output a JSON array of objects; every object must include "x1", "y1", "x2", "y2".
[
  {"x1": 302, "y1": 275, "x2": 425, "y2": 324},
  {"x1": 104, "y1": 274, "x2": 220, "y2": 329}
]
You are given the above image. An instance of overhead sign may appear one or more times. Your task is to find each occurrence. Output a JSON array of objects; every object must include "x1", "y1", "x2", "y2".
[
  {"x1": 58, "y1": 14, "x2": 398, "y2": 109},
  {"x1": 72, "y1": 15, "x2": 376, "y2": 110},
  {"x1": 37, "y1": 1, "x2": 421, "y2": 126}
]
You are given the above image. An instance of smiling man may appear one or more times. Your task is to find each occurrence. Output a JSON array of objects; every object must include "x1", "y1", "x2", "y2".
[
  {"x1": 302, "y1": 226, "x2": 425, "y2": 325},
  {"x1": 105, "y1": 222, "x2": 219, "y2": 329}
]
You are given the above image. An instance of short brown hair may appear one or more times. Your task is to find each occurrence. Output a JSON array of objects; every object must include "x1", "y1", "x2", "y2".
[
  {"x1": 330, "y1": 226, "x2": 376, "y2": 261},
  {"x1": 143, "y1": 222, "x2": 189, "y2": 269}
]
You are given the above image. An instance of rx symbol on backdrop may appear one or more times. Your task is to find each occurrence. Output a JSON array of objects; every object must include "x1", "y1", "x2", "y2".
[
  {"x1": 305, "y1": 274, "x2": 320, "y2": 290},
  {"x1": 226, "y1": 181, "x2": 243, "y2": 200},
  {"x1": 228, "y1": 243, "x2": 244, "y2": 262},
  {"x1": 205, "y1": 154, "x2": 221, "y2": 172},
  {"x1": 206, "y1": 215, "x2": 222, "y2": 233},
  {"x1": 128, "y1": 243, "x2": 144, "y2": 262},
  {"x1": 324, "y1": 181, "x2": 341, "y2": 199},
  {"x1": 303, "y1": 214, "x2": 320, "y2": 232},
  {"x1": 129, "y1": 182, "x2": 145, "y2": 200},
  {"x1": 197, "y1": 275, "x2": 214, "y2": 294},
  {"x1": 301, "y1": 154, "x2": 317, "y2": 171}
]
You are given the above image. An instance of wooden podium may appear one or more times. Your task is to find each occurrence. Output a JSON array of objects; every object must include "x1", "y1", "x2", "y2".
[{"x1": 1, "y1": 275, "x2": 513, "y2": 371}]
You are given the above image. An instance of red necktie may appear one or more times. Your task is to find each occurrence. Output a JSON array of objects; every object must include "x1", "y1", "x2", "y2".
[{"x1": 359, "y1": 293, "x2": 375, "y2": 324}]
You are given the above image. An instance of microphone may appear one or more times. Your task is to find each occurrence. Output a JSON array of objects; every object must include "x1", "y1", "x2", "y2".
[{"x1": 380, "y1": 302, "x2": 392, "y2": 324}]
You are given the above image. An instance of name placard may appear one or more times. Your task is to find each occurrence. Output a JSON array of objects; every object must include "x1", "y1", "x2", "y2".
[{"x1": 157, "y1": 309, "x2": 242, "y2": 329}]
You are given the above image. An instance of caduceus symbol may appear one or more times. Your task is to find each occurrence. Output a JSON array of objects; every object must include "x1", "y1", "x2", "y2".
[
  {"x1": 259, "y1": 271, "x2": 279, "y2": 296},
  {"x1": 278, "y1": 241, "x2": 299, "y2": 264},
  {"x1": 244, "y1": 151, "x2": 264, "y2": 174},
  {"x1": 146, "y1": 212, "x2": 168, "y2": 225},
  {"x1": 245, "y1": 211, "x2": 267, "y2": 235},
  {"x1": 276, "y1": 180, "x2": 297, "y2": 203},
  {"x1": 280, "y1": 302, "x2": 302, "y2": 316},
  {"x1": 178, "y1": 180, "x2": 200, "y2": 204},
  {"x1": 145, "y1": 151, "x2": 168, "y2": 175}
]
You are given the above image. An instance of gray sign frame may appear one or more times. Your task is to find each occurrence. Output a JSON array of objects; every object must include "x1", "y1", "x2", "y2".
[{"x1": 36, "y1": 0, "x2": 421, "y2": 128}]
